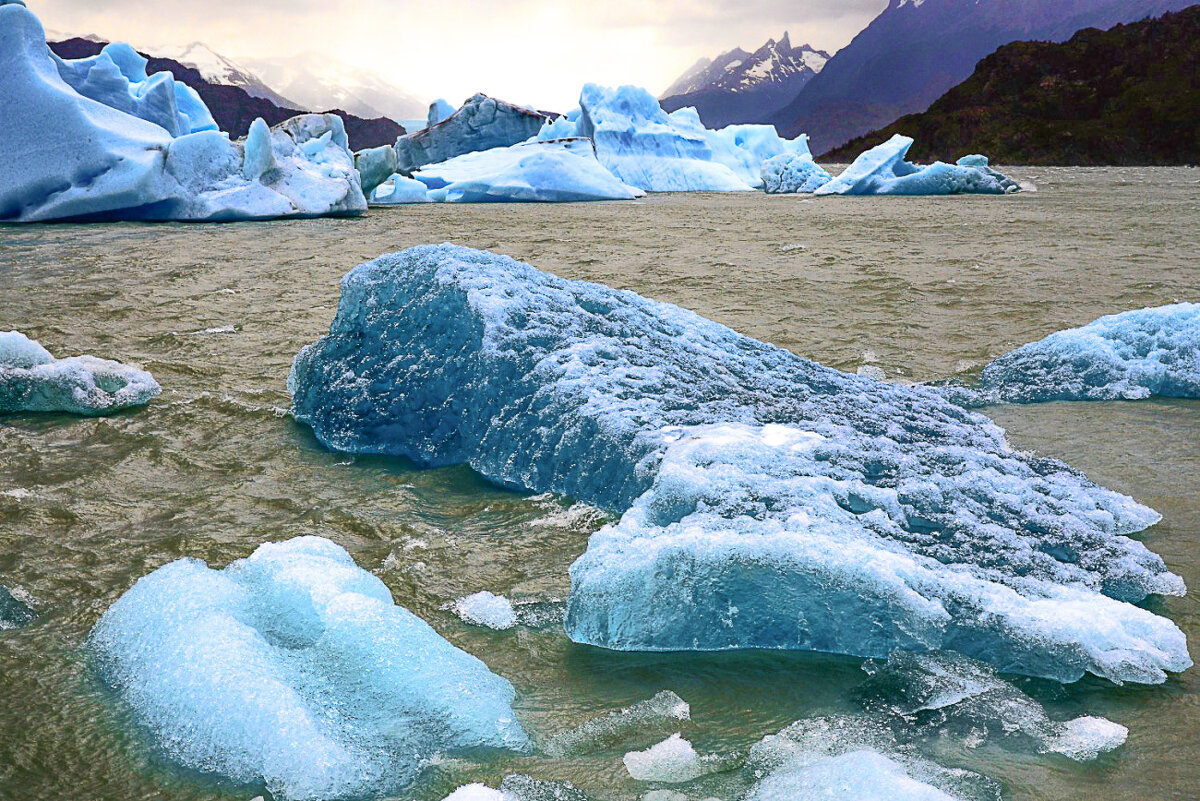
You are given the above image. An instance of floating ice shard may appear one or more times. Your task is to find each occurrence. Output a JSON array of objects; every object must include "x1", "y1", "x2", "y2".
[
  {"x1": 288, "y1": 244, "x2": 1189, "y2": 684},
  {"x1": 394, "y1": 93, "x2": 549, "y2": 173},
  {"x1": 761, "y1": 151, "x2": 832, "y2": 194},
  {"x1": 0, "y1": 4, "x2": 365, "y2": 222},
  {"x1": 415, "y1": 139, "x2": 643, "y2": 203},
  {"x1": 623, "y1": 733, "x2": 735, "y2": 784},
  {"x1": 369, "y1": 173, "x2": 432, "y2": 204},
  {"x1": 0, "y1": 583, "x2": 34, "y2": 630},
  {"x1": 0, "y1": 331, "x2": 160, "y2": 416},
  {"x1": 454, "y1": 591, "x2": 518, "y2": 630},
  {"x1": 90, "y1": 536, "x2": 528, "y2": 801},
  {"x1": 544, "y1": 691, "x2": 691, "y2": 757},
  {"x1": 576, "y1": 84, "x2": 752, "y2": 192},
  {"x1": 976, "y1": 303, "x2": 1200, "y2": 403},
  {"x1": 856, "y1": 651, "x2": 1128, "y2": 760},
  {"x1": 814, "y1": 135, "x2": 1019, "y2": 196}
]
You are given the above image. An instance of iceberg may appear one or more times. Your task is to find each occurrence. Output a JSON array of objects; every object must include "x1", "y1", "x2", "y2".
[
  {"x1": 0, "y1": 4, "x2": 365, "y2": 222},
  {"x1": 976, "y1": 303, "x2": 1200, "y2": 403},
  {"x1": 576, "y1": 84, "x2": 752, "y2": 192},
  {"x1": 427, "y1": 98, "x2": 456, "y2": 128},
  {"x1": 89, "y1": 536, "x2": 528, "y2": 801},
  {"x1": 761, "y1": 152, "x2": 833, "y2": 194},
  {"x1": 0, "y1": 583, "x2": 34, "y2": 630},
  {"x1": 0, "y1": 331, "x2": 160, "y2": 416},
  {"x1": 454, "y1": 591, "x2": 518, "y2": 630},
  {"x1": 354, "y1": 144, "x2": 399, "y2": 196},
  {"x1": 814, "y1": 135, "x2": 1020, "y2": 196},
  {"x1": 678, "y1": 112, "x2": 811, "y2": 189},
  {"x1": 288, "y1": 245, "x2": 1189, "y2": 684},
  {"x1": 368, "y1": 173, "x2": 432, "y2": 204},
  {"x1": 414, "y1": 139, "x2": 643, "y2": 203},
  {"x1": 394, "y1": 93, "x2": 549, "y2": 173},
  {"x1": 857, "y1": 651, "x2": 1128, "y2": 760}
]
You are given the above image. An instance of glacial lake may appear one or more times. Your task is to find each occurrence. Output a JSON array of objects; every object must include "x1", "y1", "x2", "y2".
[{"x1": 0, "y1": 167, "x2": 1197, "y2": 801}]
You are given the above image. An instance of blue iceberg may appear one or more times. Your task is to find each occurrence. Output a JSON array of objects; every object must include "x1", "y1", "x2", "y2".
[
  {"x1": 977, "y1": 303, "x2": 1200, "y2": 403},
  {"x1": 90, "y1": 536, "x2": 528, "y2": 801},
  {"x1": 0, "y1": 331, "x2": 160, "y2": 415},
  {"x1": 576, "y1": 84, "x2": 752, "y2": 192},
  {"x1": 815, "y1": 135, "x2": 1020, "y2": 196},
  {"x1": 427, "y1": 98, "x2": 456, "y2": 128},
  {"x1": 414, "y1": 139, "x2": 643, "y2": 203},
  {"x1": 394, "y1": 93, "x2": 549, "y2": 173},
  {"x1": 368, "y1": 173, "x2": 432, "y2": 204},
  {"x1": 762, "y1": 152, "x2": 833, "y2": 194},
  {"x1": 289, "y1": 245, "x2": 1189, "y2": 684},
  {"x1": 690, "y1": 117, "x2": 812, "y2": 189},
  {"x1": 354, "y1": 144, "x2": 399, "y2": 196}
]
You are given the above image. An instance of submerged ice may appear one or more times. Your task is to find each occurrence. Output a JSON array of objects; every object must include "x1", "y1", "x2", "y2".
[
  {"x1": 289, "y1": 244, "x2": 1188, "y2": 684},
  {"x1": 0, "y1": 331, "x2": 160, "y2": 416},
  {"x1": 90, "y1": 536, "x2": 528, "y2": 801},
  {"x1": 0, "y1": 583, "x2": 34, "y2": 630},
  {"x1": 977, "y1": 303, "x2": 1200, "y2": 402},
  {"x1": 815, "y1": 136, "x2": 1020, "y2": 196}
]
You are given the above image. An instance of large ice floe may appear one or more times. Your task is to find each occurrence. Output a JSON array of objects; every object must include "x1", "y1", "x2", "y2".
[
  {"x1": 413, "y1": 138, "x2": 644, "y2": 203},
  {"x1": 393, "y1": 93, "x2": 550, "y2": 173},
  {"x1": 289, "y1": 244, "x2": 1189, "y2": 685},
  {"x1": 574, "y1": 84, "x2": 753, "y2": 192},
  {"x1": 90, "y1": 536, "x2": 528, "y2": 800},
  {"x1": 0, "y1": 331, "x2": 160, "y2": 415},
  {"x1": 975, "y1": 303, "x2": 1200, "y2": 403},
  {"x1": 0, "y1": 2, "x2": 365, "y2": 222},
  {"x1": 814, "y1": 135, "x2": 1020, "y2": 196}
]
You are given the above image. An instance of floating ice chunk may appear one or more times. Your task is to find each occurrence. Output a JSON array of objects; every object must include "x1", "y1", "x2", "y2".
[
  {"x1": 443, "y1": 785, "x2": 507, "y2": 801},
  {"x1": 90, "y1": 536, "x2": 528, "y2": 801},
  {"x1": 624, "y1": 734, "x2": 712, "y2": 783},
  {"x1": 976, "y1": 303, "x2": 1200, "y2": 403},
  {"x1": 761, "y1": 152, "x2": 832, "y2": 194},
  {"x1": 576, "y1": 85, "x2": 752, "y2": 192},
  {"x1": 441, "y1": 776, "x2": 592, "y2": 801},
  {"x1": 545, "y1": 691, "x2": 690, "y2": 757},
  {"x1": 750, "y1": 751, "x2": 962, "y2": 801},
  {"x1": 856, "y1": 651, "x2": 1128, "y2": 760},
  {"x1": 0, "y1": 331, "x2": 160, "y2": 416},
  {"x1": 369, "y1": 173, "x2": 433, "y2": 204},
  {"x1": 354, "y1": 144, "x2": 399, "y2": 196},
  {"x1": 415, "y1": 139, "x2": 643, "y2": 203},
  {"x1": 455, "y1": 591, "x2": 518, "y2": 630},
  {"x1": 815, "y1": 135, "x2": 1019, "y2": 196},
  {"x1": 395, "y1": 93, "x2": 549, "y2": 173},
  {"x1": 288, "y1": 245, "x2": 1189, "y2": 684},
  {"x1": 0, "y1": 584, "x2": 34, "y2": 630}
]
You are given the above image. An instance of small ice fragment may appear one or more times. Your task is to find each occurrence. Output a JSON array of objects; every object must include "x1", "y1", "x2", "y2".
[
  {"x1": 454, "y1": 591, "x2": 518, "y2": 630},
  {"x1": 624, "y1": 734, "x2": 703, "y2": 783}
]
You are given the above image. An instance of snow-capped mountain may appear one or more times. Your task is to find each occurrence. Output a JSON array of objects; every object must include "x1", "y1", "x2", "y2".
[
  {"x1": 240, "y1": 54, "x2": 427, "y2": 123},
  {"x1": 773, "y1": 0, "x2": 1199, "y2": 154},
  {"x1": 660, "y1": 33, "x2": 830, "y2": 128},
  {"x1": 159, "y1": 42, "x2": 297, "y2": 110}
]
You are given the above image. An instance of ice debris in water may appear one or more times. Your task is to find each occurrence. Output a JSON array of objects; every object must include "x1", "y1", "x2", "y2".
[
  {"x1": 442, "y1": 775, "x2": 589, "y2": 801},
  {"x1": 0, "y1": 331, "x2": 160, "y2": 416},
  {"x1": 814, "y1": 135, "x2": 1020, "y2": 196},
  {"x1": 746, "y1": 716, "x2": 1000, "y2": 801},
  {"x1": 414, "y1": 138, "x2": 644, "y2": 203},
  {"x1": 455, "y1": 591, "x2": 518, "y2": 630},
  {"x1": 975, "y1": 303, "x2": 1200, "y2": 403},
  {"x1": 89, "y1": 536, "x2": 528, "y2": 801},
  {"x1": 856, "y1": 651, "x2": 1128, "y2": 760},
  {"x1": 761, "y1": 152, "x2": 832, "y2": 194},
  {"x1": 624, "y1": 734, "x2": 733, "y2": 784},
  {"x1": 544, "y1": 691, "x2": 690, "y2": 757},
  {"x1": 0, "y1": 583, "x2": 34, "y2": 630},
  {"x1": 288, "y1": 244, "x2": 1189, "y2": 684}
]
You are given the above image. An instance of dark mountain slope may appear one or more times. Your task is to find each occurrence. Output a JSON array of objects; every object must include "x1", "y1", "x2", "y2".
[{"x1": 824, "y1": 7, "x2": 1200, "y2": 165}]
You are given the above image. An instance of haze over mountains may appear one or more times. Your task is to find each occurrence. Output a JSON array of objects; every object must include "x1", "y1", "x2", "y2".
[{"x1": 239, "y1": 55, "x2": 426, "y2": 123}]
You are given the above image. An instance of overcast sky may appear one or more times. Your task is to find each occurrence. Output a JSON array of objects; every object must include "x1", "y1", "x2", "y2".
[{"x1": 32, "y1": 0, "x2": 888, "y2": 109}]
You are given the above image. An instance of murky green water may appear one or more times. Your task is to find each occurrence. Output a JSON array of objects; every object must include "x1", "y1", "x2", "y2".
[{"x1": 1, "y1": 168, "x2": 1197, "y2": 801}]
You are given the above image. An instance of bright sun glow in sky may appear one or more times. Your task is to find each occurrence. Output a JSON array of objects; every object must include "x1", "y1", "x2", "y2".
[{"x1": 32, "y1": 0, "x2": 887, "y2": 110}]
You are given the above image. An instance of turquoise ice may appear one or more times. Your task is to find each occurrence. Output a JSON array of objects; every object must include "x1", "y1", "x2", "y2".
[{"x1": 815, "y1": 135, "x2": 1019, "y2": 196}]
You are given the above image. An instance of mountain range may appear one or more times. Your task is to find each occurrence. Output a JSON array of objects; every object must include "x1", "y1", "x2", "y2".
[
  {"x1": 771, "y1": 0, "x2": 1200, "y2": 154},
  {"x1": 823, "y1": 6, "x2": 1200, "y2": 166},
  {"x1": 660, "y1": 33, "x2": 829, "y2": 128},
  {"x1": 239, "y1": 54, "x2": 427, "y2": 123}
]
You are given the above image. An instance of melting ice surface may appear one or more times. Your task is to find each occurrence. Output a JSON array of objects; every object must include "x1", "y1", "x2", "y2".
[
  {"x1": 0, "y1": 331, "x2": 160, "y2": 416},
  {"x1": 815, "y1": 135, "x2": 1020, "y2": 196},
  {"x1": 89, "y1": 536, "x2": 528, "y2": 801},
  {"x1": 0, "y1": 583, "x2": 34, "y2": 630},
  {"x1": 976, "y1": 303, "x2": 1200, "y2": 402},
  {"x1": 289, "y1": 244, "x2": 1189, "y2": 684}
]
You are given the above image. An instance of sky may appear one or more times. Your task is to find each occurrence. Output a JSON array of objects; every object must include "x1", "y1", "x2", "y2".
[{"x1": 31, "y1": 0, "x2": 888, "y2": 110}]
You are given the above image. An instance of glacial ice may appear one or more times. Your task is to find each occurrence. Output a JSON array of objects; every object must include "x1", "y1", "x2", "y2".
[
  {"x1": 544, "y1": 691, "x2": 691, "y2": 757},
  {"x1": 687, "y1": 116, "x2": 812, "y2": 189},
  {"x1": 814, "y1": 135, "x2": 1019, "y2": 196},
  {"x1": 761, "y1": 152, "x2": 833, "y2": 194},
  {"x1": 414, "y1": 139, "x2": 644, "y2": 203},
  {"x1": 0, "y1": 4, "x2": 365, "y2": 222},
  {"x1": 0, "y1": 331, "x2": 160, "y2": 416},
  {"x1": 54, "y1": 41, "x2": 218, "y2": 137},
  {"x1": 354, "y1": 144, "x2": 399, "y2": 196},
  {"x1": 428, "y1": 98, "x2": 457, "y2": 128},
  {"x1": 454, "y1": 591, "x2": 518, "y2": 630},
  {"x1": 576, "y1": 84, "x2": 752, "y2": 192},
  {"x1": 442, "y1": 775, "x2": 590, "y2": 801},
  {"x1": 976, "y1": 303, "x2": 1200, "y2": 403},
  {"x1": 89, "y1": 536, "x2": 528, "y2": 801},
  {"x1": 288, "y1": 244, "x2": 1189, "y2": 684},
  {"x1": 0, "y1": 583, "x2": 34, "y2": 630},
  {"x1": 369, "y1": 173, "x2": 432, "y2": 204},
  {"x1": 624, "y1": 734, "x2": 708, "y2": 783},
  {"x1": 394, "y1": 93, "x2": 549, "y2": 173},
  {"x1": 746, "y1": 717, "x2": 999, "y2": 801},
  {"x1": 856, "y1": 651, "x2": 1128, "y2": 760}
]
